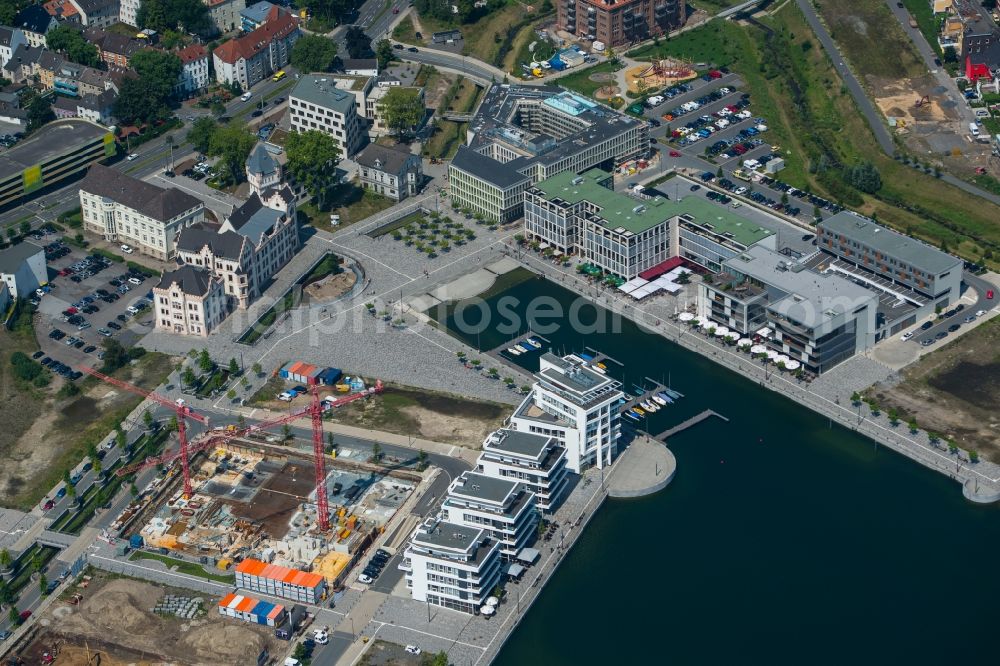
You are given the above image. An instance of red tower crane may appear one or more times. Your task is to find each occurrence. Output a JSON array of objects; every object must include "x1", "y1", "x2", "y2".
[
  {"x1": 112, "y1": 378, "x2": 385, "y2": 532},
  {"x1": 79, "y1": 365, "x2": 208, "y2": 498}
]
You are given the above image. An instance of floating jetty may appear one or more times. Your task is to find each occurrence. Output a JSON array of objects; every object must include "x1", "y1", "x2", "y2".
[{"x1": 656, "y1": 409, "x2": 729, "y2": 440}]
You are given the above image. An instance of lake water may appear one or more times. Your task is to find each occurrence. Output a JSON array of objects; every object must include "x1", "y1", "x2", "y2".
[{"x1": 430, "y1": 272, "x2": 1000, "y2": 665}]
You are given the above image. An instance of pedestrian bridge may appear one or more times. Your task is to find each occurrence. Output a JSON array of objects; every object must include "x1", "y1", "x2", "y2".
[
  {"x1": 37, "y1": 529, "x2": 77, "y2": 549},
  {"x1": 440, "y1": 112, "x2": 473, "y2": 122}
]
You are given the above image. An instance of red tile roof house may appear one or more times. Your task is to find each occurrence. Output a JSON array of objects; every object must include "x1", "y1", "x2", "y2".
[{"x1": 212, "y1": 9, "x2": 298, "y2": 90}]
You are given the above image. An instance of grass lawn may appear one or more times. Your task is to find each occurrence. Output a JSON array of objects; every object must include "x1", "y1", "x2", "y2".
[
  {"x1": 392, "y1": 15, "x2": 419, "y2": 44},
  {"x1": 686, "y1": 0, "x2": 747, "y2": 13},
  {"x1": 505, "y1": 21, "x2": 553, "y2": 74},
  {"x1": 556, "y1": 61, "x2": 621, "y2": 98},
  {"x1": 368, "y1": 211, "x2": 427, "y2": 238},
  {"x1": 423, "y1": 120, "x2": 466, "y2": 159},
  {"x1": 299, "y1": 186, "x2": 396, "y2": 234},
  {"x1": 627, "y1": 22, "x2": 736, "y2": 67},
  {"x1": 899, "y1": 0, "x2": 943, "y2": 56},
  {"x1": 130, "y1": 550, "x2": 236, "y2": 584},
  {"x1": 815, "y1": 0, "x2": 925, "y2": 81},
  {"x1": 668, "y1": 6, "x2": 1000, "y2": 267}
]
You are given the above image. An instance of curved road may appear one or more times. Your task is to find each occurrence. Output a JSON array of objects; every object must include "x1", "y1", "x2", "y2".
[{"x1": 794, "y1": 0, "x2": 1000, "y2": 206}]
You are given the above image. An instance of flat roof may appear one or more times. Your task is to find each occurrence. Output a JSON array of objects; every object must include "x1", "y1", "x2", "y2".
[
  {"x1": 819, "y1": 211, "x2": 962, "y2": 275},
  {"x1": 533, "y1": 169, "x2": 774, "y2": 244},
  {"x1": 452, "y1": 145, "x2": 530, "y2": 189},
  {"x1": 0, "y1": 241, "x2": 42, "y2": 274},
  {"x1": 0, "y1": 118, "x2": 108, "y2": 180},
  {"x1": 724, "y1": 245, "x2": 877, "y2": 328},
  {"x1": 450, "y1": 472, "x2": 518, "y2": 505},
  {"x1": 413, "y1": 519, "x2": 484, "y2": 553},
  {"x1": 484, "y1": 429, "x2": 552, "y2": 460},
  {"x1": 290, "y1": 75, "x2": 357, "y2": 115}
]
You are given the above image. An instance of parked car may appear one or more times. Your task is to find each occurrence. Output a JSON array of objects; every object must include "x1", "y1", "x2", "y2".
[{"x1": 357, "y1": 573, "x2": 373, "y2": 584}]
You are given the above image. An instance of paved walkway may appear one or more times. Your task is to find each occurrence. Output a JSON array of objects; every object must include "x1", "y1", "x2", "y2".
[{"x1": 606, "y1": 436, "x2": 676, "y2": 498}]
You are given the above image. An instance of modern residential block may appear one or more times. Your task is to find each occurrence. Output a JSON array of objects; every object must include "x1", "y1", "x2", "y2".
[
  {"x1": 441, "y1": 472, "x2": 539, "y2": 560},
  {"x1": 557, "y1": 0, "x2": 685, "y2": 48},
  {"x1": 213, "y1": 8, "x2": 298, "y2": 89},
  {"x1": 509, "y1": 352, "x2": 623, "y2": 473},
  {"x1": 288, "y1": 74, "x2": 366, "y2": 157},
  {"x1": 401, "y1": 517, "x2": 503, "y2": 615},
  {"x1": 476, "y1": 429, "x2": 569, "y2": 513}
]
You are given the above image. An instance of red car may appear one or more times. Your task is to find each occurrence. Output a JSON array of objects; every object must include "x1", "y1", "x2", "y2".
[
  {"x1": 42, "y1": 499, "x2": 54, "y2": 510},
  {"x1": 393, "y1": 6, "x2": 399, "y2": 12},
  {"x1": 669, "y1": 150, "x2": 681, "y2": 157},
  {"x1": 18, "y1": 610, "x2": 31, "y2": 623},
  {"x1": 988, "y1": 290, "x2": 995, "y2": 299}
]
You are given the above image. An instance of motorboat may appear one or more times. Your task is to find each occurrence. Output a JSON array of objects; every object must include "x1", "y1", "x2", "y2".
[
  {"x1": 523, "y1": 338, "x2": 542, "y2": 349},
  {"x1": 651, "y1": 394, "x2": 667, "y2": 406},
  {"x1": 591, "y1": 364, "x2": 607, "y2": 375},
  {"x1": 640, "y1": 400, "x2": 658, "y2": 412},
  {"x1": 506, "y1": 347, "x2": 523, "y2": 356},
  {"x1": 657, "y1": 392, "x2": 674, "y2": 404},
  {"x1": 596, "y1": 362, "x2": 607, "y2": 370},
  {"x1": 624, "y1": 411, "x2": 640, "y2": 421},
  {"x1": 514, "y1": 344, "x2": 531, "y2": 353},
  {"x1": 632, "y1": 406, "x2": 646, "y2": 415}
]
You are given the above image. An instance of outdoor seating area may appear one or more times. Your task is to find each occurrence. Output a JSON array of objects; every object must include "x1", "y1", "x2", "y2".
[{"x1": 677, "y1": 313, "x2": 805, "y2": 374}]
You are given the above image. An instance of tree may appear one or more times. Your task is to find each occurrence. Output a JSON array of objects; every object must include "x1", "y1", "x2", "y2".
[
  {"x1": 850, "y1": 391, "x2": 862, "y2": 406},
  {"x1": 39, "y1": 573, "x2": 48, "y2": 596},
  {"x1": 887, "y1": 408, "x2": 900, "y2": 426},
  {"x1": 380, "y1": 87, "x2": 423, "y2": 137},
  {"x1": 251, "y1": 362, "x2": 262, "y2": 376},
  {"x1": 188, "y1": 117, "x2": 218, "y2": 154},
  {"x1": 970, "y1": 450, "x2": 980, "y2": 463},
  {"x1": 168, "y1": 414, "x2": 179, "y2": 432},
  {"x1": 137, "y1": 0, "x2": 212, "y2": 35},
  {"x1": 282, "y1": 424, "x2": 292, "y2": 441},
  {"x1": 371, "y1": 442, "x2": 383, "y2": 463},
  {"x1": 226, "y1": 389, "x2": 236, "y2": 400},
  {"x1": 114, "y1": 78, "x2": 171, "y2": 124},
  {"x1": 8, "y1": 606, "x2": 18, "y2": 626},
  {"x1": 100, "y1": 338, "x2": 129, "y2": 373},
  {"x1": 26, "y1": 94, "x2": 54, "y2": 132},
  {"x1": 326, "y1": 431, "x2": 336, "y2": 454},
  {"x1": 18, "y1": 220, "x2": 29, "y2": 236},
  {"x1": 198, "y1": 349, "x2": 213, "y2": 373},
  {"x1": 228, "y1": 358, "x2": 240, "y2": 375},
  {"x1": 426, "y1": 651, "x2": 449, "y2": 666},
  {"x1": 207, "y1": 124, "x2": 257, "y2": 185},
  {"x1": 129, "y1": 482, "x2": 139, "y2": 497},
  {"x1": 290, "y1": 34, "x2": 339, "y2": 73},
  {"x1": 143, "y1": 409, "x2": 155, "y2": 430},
  {"x1": 417, "y1": 449, "x2": 428, "y2": 470},
  {"x1": 907, "y1": 418, "x2": 919, "y2": 434},
  {"x1": 375, "y1": 39, "x2": 393, "y2": 69},
  {"x1": 345, "y1": 25, "x2": 373, "y2": 59},
  {"x1": 0, "y1": 548, "x2": 11, "y2": 570},
  {"x1": 46, "y1": 25, "x2": 99, "y2": 66},
  {"x1": 942, "y1": 44, "x2": 958, "y2": 64},
  {"x1": 116, "y1": 427, "x2": 127, "y2": 449},
  {"x1": 285, "y1": 130, "x2": 340, "y2": 208},
  {"x1": 845, "y1": 161, "x2": 882, "y2": 194},
  {"x1": 182, "y1": 366, "x2": 196, "y2": 386},
  {"x1": 131, "y1": 49, "x2": 182, "y2": 101}
]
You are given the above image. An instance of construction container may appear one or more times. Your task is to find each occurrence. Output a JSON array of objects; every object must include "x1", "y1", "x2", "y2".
[
  {"x1": 217, "y1": 558, "x2": 232, "y2": 570},
  {"x1": 318, "y1": 368, "x2": 342, "y2": 385},
  {"x1": 115, "y1": 543, "x2": 129, "y2": 557},
  {"x1": 274, "y1": 604, "x2": 306, "y2": 640},
  {"x1": 279, "y1": 361, "x2": 343, "y2": 385},
  {"x1": 129, "y1": 534, "x2": 144, "y2": 549},
  {"x1": 236, "y1": 559, "x2": 326, "y2": 604}
]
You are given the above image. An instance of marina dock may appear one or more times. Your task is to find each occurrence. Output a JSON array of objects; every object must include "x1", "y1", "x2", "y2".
[{"x1": 656, "y1": 409, "x2": 730, "y2": 440}]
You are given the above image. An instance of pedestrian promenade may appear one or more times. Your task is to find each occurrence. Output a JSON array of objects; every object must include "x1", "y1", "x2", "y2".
[{"x1": 606, "y1": 436, "x2": 676, "y2": 498}]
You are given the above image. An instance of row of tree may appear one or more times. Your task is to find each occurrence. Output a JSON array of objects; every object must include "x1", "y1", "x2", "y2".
[{"x1": 187, "y1": 117, "x2": 258, "y2": 185}]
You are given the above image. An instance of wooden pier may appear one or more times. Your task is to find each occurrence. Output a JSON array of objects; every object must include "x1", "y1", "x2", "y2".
[{"x1": 656, "y1": 410, "x2": 729, "y2": 440}]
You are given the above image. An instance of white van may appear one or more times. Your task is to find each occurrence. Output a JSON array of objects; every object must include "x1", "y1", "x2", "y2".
[
  {"x1": 969, "y1": 122, "x2": 980, "y2": 137},
  {"x1": 241, "y1": 92, "x2": 253, "y2": 102}
]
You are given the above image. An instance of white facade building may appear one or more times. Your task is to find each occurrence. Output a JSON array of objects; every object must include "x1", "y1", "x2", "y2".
[
  {"x1": 79, "y1": 164, "x2": 205, "y2": 260},
  {"x1": 118, "y1": 0, "x2": 139, "y2": 26},
  {"x1": 401, "y1": 517, "x2": 503, "y2": 615},
  {"x1": 288, "y1": 74, "x2": 365, "y2": 157},
  {"x1": 476, "y1": 429, "x2": 569, "y2": 513},
  {"x1": 441, "y1": 472, "x2": 538, "y2": 561},
  {"x1": 509, "y1": 352, "x2": 623, "y2": 473},
  {"x1": 153, "y1": 265, "x2": 227, "y2": 337},
  {"x1": 175, "y1": 43, "x2": 210, "y2": 96}
]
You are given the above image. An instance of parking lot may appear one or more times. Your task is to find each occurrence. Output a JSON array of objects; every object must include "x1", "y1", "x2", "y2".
[{"x1": 32, "y1": 240, "x2": 156, "y2": 377}]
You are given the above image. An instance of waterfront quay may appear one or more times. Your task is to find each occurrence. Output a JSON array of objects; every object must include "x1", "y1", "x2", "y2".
[{"x1": 510, "y1": 248, "x2": 1000, "y2": 502}]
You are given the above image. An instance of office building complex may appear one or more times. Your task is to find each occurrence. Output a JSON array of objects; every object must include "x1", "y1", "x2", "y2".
[
  {"x1": 477, "y1": 429, "x2": 569, "y2": 513},
  {"x1": 817, "y1": 212, "x2": 962, "y2": 307},
  {"x1": 401, "y1": 518, "x2": 503, "y2": 615},
  {"x1": 441, "y1": 472, "x2": 539, "y2": 561},
  {"x1": 510, "y1": 352, "x2": 623, "y2": 473},
  {"x1": 698, "y1": 245, "x2": 878, "y2": 374},
  {"x1": 558, "y1": 0, "x2": 685, "y2": 48},
  {"x1": 288, "y1": 74, "x2": 366, "y2": 157},
  {"x1": 449, "y1": 84, "x2": 649, "y2": 223},
  {"x1": 524, "y1": 168, "x2": 775, "y2": 278}
]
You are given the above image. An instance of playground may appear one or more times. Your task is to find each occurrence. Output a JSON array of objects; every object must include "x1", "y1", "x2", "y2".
[{"x1": 625, "y1": 58, "x2": 696, "y2": 94}]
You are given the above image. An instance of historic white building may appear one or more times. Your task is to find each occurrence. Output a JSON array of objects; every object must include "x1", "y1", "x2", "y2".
[{"x1": 153, "y1": 265, "x2": 227, "y2": 337}]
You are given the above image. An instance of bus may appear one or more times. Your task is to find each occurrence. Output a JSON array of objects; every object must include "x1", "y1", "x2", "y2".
[{"x1": 272, "y1": 70, "x2": 286, "y2": 82}]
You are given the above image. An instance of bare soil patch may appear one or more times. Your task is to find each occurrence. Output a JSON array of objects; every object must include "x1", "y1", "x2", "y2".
[
  {"x1": 29, "y1": 573, "x2": 276, "y2": 666},
  {"x1": 303, "y1": 271, "x2": 357, "y2": 303},
  {"x1": 870, "y1": 317, "x2": 1000, "y2": 460}
]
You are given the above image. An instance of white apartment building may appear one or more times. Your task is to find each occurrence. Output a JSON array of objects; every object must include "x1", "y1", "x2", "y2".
[
  {"x1": 79, "y1": 164, "x2": 205, "y2": 260},
  {"x1": 441, "y1": 472, "x2": 538, "y2": 561},
  {"x1": 153, "y1": 265, "x2": 227, "y2": 337},
  {"x1": 509, "y1": 352, "x2": 623, "y2": 473},
  {"x1": 288, "y1": 74, "x2": 365, "y2": 157},
  {"x1": 175, "y1": 186, "x2": 298, "y2": 310},
  {"x1": 118, "y1": 0, "x2": 139, "y2": 26},
  {"x1": 212, "y1": 9, "x2": 298, "y2": 89},
  {"x1": 477, "y1": 429, "x2": 569, "y2": 513},
  {"x1": 175, "y1": 43, "x2": 210, "y2": 96},
  {"x1": 401, "y1": 517, "x2": 503, "y2": 615},
  {"x1": 0, "y1": 241, "x2": 46, "y2": 298}
]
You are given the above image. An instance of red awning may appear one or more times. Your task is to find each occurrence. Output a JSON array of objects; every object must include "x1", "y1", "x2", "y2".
[{"x1": 638, "y1": 256, "x2": 685, "y2": 281}]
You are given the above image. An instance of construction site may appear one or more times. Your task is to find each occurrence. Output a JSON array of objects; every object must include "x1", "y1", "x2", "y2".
[
  {"x1": 89, "y1": 369, "x2": 420, "y2": 591},
  {"x1": 18, "y1": 571, "x2": 277, "y2": 666}
]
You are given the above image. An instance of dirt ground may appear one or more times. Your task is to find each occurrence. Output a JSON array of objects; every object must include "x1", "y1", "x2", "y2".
[
  {"x1": 226, "y1": 460, "x2": 317, "y2": 538},
  {"x1": 624, "y1": 63, "x2": 696, "y2": 94},
  {"x1": 303, "y1": 271, "x2": 357, "y2": 303},
  {"x1": 870, "y1": 317, "x2": 1000, "y2": 460},
  {"x1": 25, "y1": 574, "x2": 276, "y2": 666},
  {"x1": 423, "y1": 69, "x2": 457, "y2": 110},
  {"x1": 0, "y1": 352, "x2": 176, "y2": 509}
]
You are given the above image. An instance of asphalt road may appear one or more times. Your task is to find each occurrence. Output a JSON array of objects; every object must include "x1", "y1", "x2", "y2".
[
  {"x1": 397, "y1": 47, "x2": 499, "y2": 84},
  {"x1": 909, "y1": 272, "x2": 996, "y2": 346}
]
